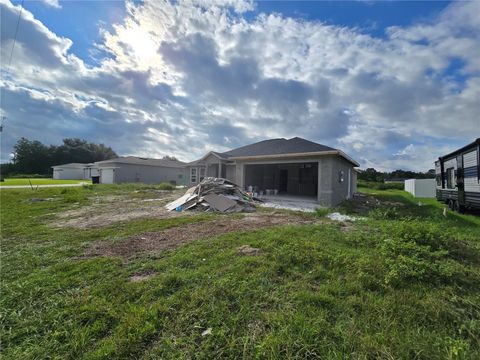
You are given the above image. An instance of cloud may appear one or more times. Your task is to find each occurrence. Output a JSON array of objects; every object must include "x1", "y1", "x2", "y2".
[
  {"x1": 1, "y1": 0, "x2": 479, "y2": 171},
  {"x1": 41, "y1": 0, "x2": 61, "y2": 9}
]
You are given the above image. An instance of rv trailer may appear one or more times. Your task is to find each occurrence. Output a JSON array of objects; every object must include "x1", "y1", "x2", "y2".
[{"x1": 435, "y1": 138, "x2": 480, "y2": 213}]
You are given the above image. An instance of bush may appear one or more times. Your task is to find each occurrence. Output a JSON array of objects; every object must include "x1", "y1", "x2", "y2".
[
  {"x1": 377, "y1": 221, "x2": 471, "y2": 287},
  {"x1": 314, "y1": 208, "x2": 330, "y2": 217},
  {"x1": 358, "y1": 180, "x2": 404, "y2": 190},
  {"x1": 369, "y1": 206, "x2": 401, "y2": 220},
  {"x1": 8, "y1": 173, "x2": 51, "y2": 179},
  {"x1": 157, "y1": 182, "x2": 176, "y2": 190}
]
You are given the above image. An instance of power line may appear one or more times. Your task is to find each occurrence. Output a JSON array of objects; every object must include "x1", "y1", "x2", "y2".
[{"x1": 8, "y1": 0, "x2": 25, "y2": 70}]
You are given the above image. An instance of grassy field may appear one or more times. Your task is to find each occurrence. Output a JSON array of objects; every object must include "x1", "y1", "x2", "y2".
[
  {"x1": 1, "y1": 184, "x2": 479, "y2": 359},
  {"x1": 0, "y1": 178, "x2": 90, "y2": 186}
]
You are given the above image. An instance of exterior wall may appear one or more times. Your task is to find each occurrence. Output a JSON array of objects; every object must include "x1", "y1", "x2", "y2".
[
  {"x1": 405, "y1": 179, "x2": 436, "y2": 198},
  {"x1": 324, "y1": 156, "x2": 355, "y2": 207},
  {"x1": 99, "y1": 163, "x2": 186, "y2": 184},
  {"x1": 226, "y1": 164, "x2": 236, "y2": 183},
  {"x1": 52, "y1": 167, "x2": 84, "y2": 180}
]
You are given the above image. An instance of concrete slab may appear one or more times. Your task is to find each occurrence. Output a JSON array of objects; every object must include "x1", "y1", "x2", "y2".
[{"x1": 258, "y1": 195, "x2": 319, "y2": 212}]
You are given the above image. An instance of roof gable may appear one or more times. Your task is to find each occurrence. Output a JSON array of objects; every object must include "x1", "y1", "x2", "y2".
[{"x1": 221, "y1": 137, "x2": 336, "y2": 158}]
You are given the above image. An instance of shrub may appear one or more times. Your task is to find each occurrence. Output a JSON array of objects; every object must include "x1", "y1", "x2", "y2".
[
  {"x1": 314, "y1": 208, "x2": 330, "y2": 217},
  {"x1": 369, "y1": 206, "x2": 400, "y2": 220},
  {"x1": 358, "y1": 180, "x2": 404, "y2": 190},
  {"x1": 377, "y1": 221, "x2": 471, "y2": 287}
]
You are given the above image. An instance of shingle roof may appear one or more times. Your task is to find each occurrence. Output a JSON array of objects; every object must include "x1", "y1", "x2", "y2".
[
  {"x1": 220, "y1": 137, "x2": 336, "y2": 158},
  {"x1": 95, "y1": 156, "x2": 186, "y2": 168}
]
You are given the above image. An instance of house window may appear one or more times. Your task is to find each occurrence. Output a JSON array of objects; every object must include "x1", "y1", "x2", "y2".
[
  {"x1": 190, "y1": 168, "x2": 197, "y2": 183},
  {"x1": 199, "y1": 167, "x2": 206, "y2": 181},
  {"x1": 178, "y1": 174, "x2": 183, "y2": 179},
  {"x1": 435, "y1": 175, "x2": 441, "y2": 187},
  {"x1": 446, "y1": 168, "x2": 455, "y2": 189}
]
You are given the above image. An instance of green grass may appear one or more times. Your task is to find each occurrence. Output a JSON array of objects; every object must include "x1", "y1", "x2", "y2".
[
  {"x1": 1, "y1": 185, "x2": 479, "y2": 359},
  {"x1": 0, "y1": 178, "x2": 90, "y2": 186}
]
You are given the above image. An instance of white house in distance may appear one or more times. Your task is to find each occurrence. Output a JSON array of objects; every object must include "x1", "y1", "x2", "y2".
[
  {"x1": 94, "y1": 156, "x2": 186, "y2": 185},
  {"x1": 52, "y1": 163, "x2": 97, "y2": 180}
]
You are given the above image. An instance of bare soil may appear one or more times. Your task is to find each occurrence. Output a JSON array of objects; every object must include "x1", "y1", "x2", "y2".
[
  {"x1": 84, "y1": 212, "x2": 322, "y2": 259},
  {"x1": 53, "y1": 192, "x2": 189, "y2": 228}
]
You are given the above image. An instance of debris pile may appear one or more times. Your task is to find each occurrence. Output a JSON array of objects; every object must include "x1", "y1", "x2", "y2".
[{"x1": 165, "y1": 177, "x2": 258, "y2": 213}]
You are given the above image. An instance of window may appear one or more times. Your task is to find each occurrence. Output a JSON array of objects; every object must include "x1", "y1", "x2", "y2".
[
  {"x1": 199, "y1": 167, "x2": 206, "y2": 181},
  {"x1": 178, "y1": 174, "x2": 183, "y2": 179},
  {"x1": 190, "y1": 168, "x2": 197, "y2": 183},
  {"x1": 446, "y1": 168, "x2": 455, "y2": 189},
  {"x1": 435, "y1": 175, "x2": 441, "y2": 187}
]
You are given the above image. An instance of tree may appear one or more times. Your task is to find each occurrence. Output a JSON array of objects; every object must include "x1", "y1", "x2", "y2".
[
  {"x1": 12, "y1": 137, "x2": 51, "y2": 174},
  {"x1": 7, "y1": 137, "x2": 118, "y2": 175},
  {"x1": 162, "y1": 155, "x2": 178, "y2": 161}
]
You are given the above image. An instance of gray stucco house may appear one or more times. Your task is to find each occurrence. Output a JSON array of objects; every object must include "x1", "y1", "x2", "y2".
[
  {"x1": 186, "y1": 137, "x2": 359, "y2": 206},
  {"x1": 95, "y1": 156, "x2": 186, "y2": 185}
]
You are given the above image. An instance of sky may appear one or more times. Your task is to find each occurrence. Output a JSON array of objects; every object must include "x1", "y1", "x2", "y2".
[{"x1": 1, "y1": 0, "x2": 479, "y2": 171}]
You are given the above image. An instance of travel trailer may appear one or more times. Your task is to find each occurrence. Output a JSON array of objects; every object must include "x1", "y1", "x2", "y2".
[{"x1": 435, "y1": 138, "x2": 480, "y2": 212}]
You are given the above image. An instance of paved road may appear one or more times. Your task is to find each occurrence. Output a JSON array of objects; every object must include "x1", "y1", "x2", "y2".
[{"x1": 0, "y1": 182, "x2": 89, "y2": 189}]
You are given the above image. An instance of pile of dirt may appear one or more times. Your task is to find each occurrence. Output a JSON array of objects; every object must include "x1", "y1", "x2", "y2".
[
  {"x1": 345, "y1": 193, "x2": 405, "y2": 215},
  {"x1": 84, "y1": 212, "x2": 320, "y2": 259}
]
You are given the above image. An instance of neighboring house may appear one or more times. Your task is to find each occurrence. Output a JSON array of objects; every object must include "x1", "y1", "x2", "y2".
[
  {"x1": 52, "y1": 163, "x2": 96, "y2": 180},
  {"x1": 186, "y1": 137, "x2": 359, "y2": 206},
  {"x1": 94, "y1": 156, "x2": 186, "y2": 185}
]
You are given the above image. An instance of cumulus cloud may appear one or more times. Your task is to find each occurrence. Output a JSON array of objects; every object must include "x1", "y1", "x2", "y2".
[
  {"x1": 1, "y1": 0, "x2": 479, "y2": 170},
  {"x1": 41, "y1": 0, "x2": 61, "y2": 9}
]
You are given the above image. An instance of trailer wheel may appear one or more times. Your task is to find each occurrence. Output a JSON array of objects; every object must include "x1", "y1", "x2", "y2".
[
  {"x1": 454, "y1": 201, "x2": 465, "y2": 213},
  {"x1": 448, "y1": 199, "x2": 454, "y2": 210}
]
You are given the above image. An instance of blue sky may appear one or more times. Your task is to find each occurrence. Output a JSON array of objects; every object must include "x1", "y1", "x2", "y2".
[{"x1": 1, "y1": 0, "x2": 479, "y2": 170}]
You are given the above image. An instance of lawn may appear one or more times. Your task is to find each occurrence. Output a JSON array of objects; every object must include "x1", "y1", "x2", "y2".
[
  {"x1": 0, "y1": 178, "x2": 90, "y2": 186},
  {"x1": 1, "y1": 184, "x2": 479, "y2": 359}
]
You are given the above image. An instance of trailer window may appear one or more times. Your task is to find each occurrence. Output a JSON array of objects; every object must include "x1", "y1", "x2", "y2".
[{"x1": 446, "y1": 168, "x2": 455, "y2": 189}]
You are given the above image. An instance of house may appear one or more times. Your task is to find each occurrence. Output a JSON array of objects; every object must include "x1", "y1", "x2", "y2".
[
  {"x1": 435, "y1": 138, "x2": 480, "y2": 212},
  {"x1": 404, "y1": 179, "x2": 436, "y2": 198},
  {"x1": 186, "y1": 137, "x2": 359, "y2": 207},
  {"x1": 94, "y1": 156, "x2": 186, "y2": 185},
  {"x1": 52, "y1": 163, "x2": 97, "y2": 180}
]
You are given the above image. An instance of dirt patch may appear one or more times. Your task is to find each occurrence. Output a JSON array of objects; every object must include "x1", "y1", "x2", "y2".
[
  {"x1": 237, "y1": 245, "x2": 261, "y2": 256},
  {"x1": 53, "y1": 191, "x2": 187, "y2": 228},
  {"x1": 345, "y1": 193, "x2": 405, "y2": 215},
  {"x1": 84, "y1": 212, "x2": 321, "y2": 259},
  {"x1": 129, "y1": 269, "x2": 157, "y2": 282}
]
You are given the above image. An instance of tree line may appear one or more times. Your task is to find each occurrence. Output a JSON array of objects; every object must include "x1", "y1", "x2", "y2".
[
  {"x1": 358, "y1": 167, "x2": 435, "y2": 182},
  {"x1": 1, "y1": 138, "x2": 118, "y2": 176}
]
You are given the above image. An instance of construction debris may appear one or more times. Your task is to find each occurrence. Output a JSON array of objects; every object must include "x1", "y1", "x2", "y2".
[{"x1": 165, "y1": 177, "x2": 258, "y2": 213}]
